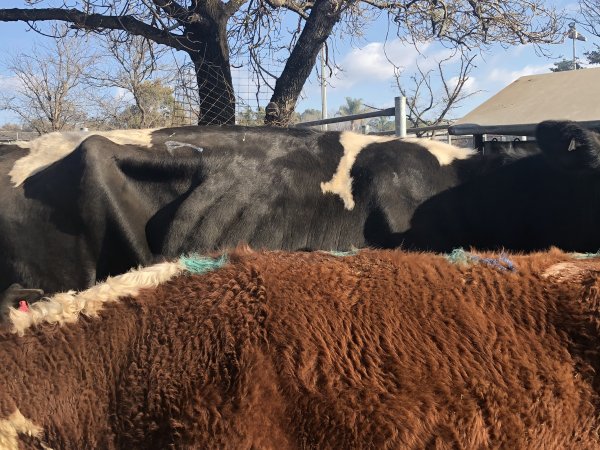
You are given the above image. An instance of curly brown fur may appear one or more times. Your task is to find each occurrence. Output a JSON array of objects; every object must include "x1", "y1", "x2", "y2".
[{"x1": 2, "y1": 248, "x2": 600, "y2": 449}]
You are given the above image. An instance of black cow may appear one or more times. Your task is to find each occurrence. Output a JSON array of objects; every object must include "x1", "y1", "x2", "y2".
[
  {"x1": 394, "y1": 121, "x2": 600, "y2": 252},
  {"x1": 0, "y1": 120, "x2": 596, "y2": 295}
]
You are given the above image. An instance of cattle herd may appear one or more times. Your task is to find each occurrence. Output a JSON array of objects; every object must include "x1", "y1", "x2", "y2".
[{"x1": 1, "y1": 120, "x2": 600, "y2": 448}]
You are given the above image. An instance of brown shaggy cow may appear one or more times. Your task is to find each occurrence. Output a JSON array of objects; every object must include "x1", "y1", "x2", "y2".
[{"x1": 1, "y1": 248, "x2": 600, "y2": 449}]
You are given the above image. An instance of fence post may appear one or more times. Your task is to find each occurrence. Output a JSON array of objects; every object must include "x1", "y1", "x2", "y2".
[
  {"x1": 474, "y1": 134, "x2": 484, "y2": 151},
  {"x1": 395, "y1": 96, "x2": 406, "y2": 137}
]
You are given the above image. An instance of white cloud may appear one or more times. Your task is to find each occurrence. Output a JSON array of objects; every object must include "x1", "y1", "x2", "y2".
[
  {"x1": 295, "y1": 31, "x2": 570, "y2": 119},
  {"x1": 295, "y1": 38, "x2": 487, "y2": 116},
  {"x1": 0, "y1": 75, "x2": 21, "y2": 92},
  {"x1": 332, "y1": 39, "x2": 471, "y2": 90},
  {"x1": 333, "y1": 40, "x2": 424, "y2": 88},
  {"x1": 486, "y1": 64, "x2": 553, "y2": 86},
  {"x1": 448, "y1": 75, "x2": 479, "y2": 95}
]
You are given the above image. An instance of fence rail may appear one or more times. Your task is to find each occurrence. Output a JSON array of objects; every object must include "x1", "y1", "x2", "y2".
[
  {"x1": 375, "y1": 123, "x2": 453, "y2": 136},
  {"x1": 0, "y1": 131, "x2": 38, "y2": 142},
  {"x1": 295, "y1": 96, "x2": 455, "y2": 142},
  {"x1": 295, "y1": 96, "x2": 454, "y2": 138},
  {"x1": 296, "y1": 107, "x2": 396, "y2": 128}
]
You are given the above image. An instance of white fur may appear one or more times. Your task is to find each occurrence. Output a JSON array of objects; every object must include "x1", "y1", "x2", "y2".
[
  {"x1": 402, "y1": 137, "x2": 475, "y2": 166},
  {"x1": 9, "y1": 261, "x2": 186, "y2": 335},
  {"x1": 321, "y1": 133, "x2": 395, "y2": 210},
  {"x1": 321, "y1": 132, "x2": 473, "y2": 210},
  {"x1": 10, "y1": 129, "x2": 159, "y2": 186},
  {"x1": 0, "y1": 409, "x2": 49, "y2": 450}
]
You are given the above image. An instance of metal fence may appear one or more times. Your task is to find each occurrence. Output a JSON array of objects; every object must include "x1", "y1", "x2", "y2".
[
  {"x1": 295, "y1": 96, "x2": 463, "y2": 145},
  {"x1": 0, "y1": 130, "x2": 38, "y2": 142},
  {"x1": 294, "y1": 96, "x2": 539, "y2": 151}
]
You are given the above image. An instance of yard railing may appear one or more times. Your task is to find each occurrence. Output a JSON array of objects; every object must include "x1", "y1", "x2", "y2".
[
  {"x1": 0, "y1": 130, "x2": 38, "y2": 142},
  {"x1": 295, "y1": 96, "x2": 454, "y2": 143}
]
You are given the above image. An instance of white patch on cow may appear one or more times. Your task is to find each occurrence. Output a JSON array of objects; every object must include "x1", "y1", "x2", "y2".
[
  {"x1": 8, "y1": 261, "x2": 186, "y2": 335},
  {"x1": 320, "y1": 132, "x2": 473, "y2": 210},
  {"x1": 9, "y1": 129, "x2": 159, "y2": 186},
  {"x1": 0, "y1": 409, "x2": 50, "y2": 450},
  {"x1": 321, "y1": 132, "x2": 395, "y2": 210},
  {"x1": 402, "y1": 137, "x2": 476, "y2": 166}
]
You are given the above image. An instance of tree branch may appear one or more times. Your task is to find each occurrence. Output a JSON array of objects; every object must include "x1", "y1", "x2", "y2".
[
  {"x1": 0, "y1": 8, "x2": 189, "y2": 51},
  {"x1": 151, "y1": 0, "x2": 209, "y2": 27},
  {"x1": 152, "y1": 0, "x2": 188, "y2": 19},
  {"x1": 223, "y1": 0, "x2": 249, "y2": 18},
  {"x1": 262, "y1": 0, "x2": 311, "y2": 19}
]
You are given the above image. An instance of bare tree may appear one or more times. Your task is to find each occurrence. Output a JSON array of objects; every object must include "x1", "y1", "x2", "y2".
[
  {"x1": 92, "y1": 79, "x2": 178, "y2": 129},
  {"x1": 0, "y1": 1, "x2": 563, "y2": 126},
  {"x1": 392, "y1": 49, "x2": 478, "y2": 137},
  {"x1": 573, "y1": 2, "x2": 600, "y2": 65},
  {"x1": 579, "y1": 0, "x2": 600, "y2": 37},
  {"x1": 0, "y1": 33, "x2": 94, "y2": 134},
  {"x1": 89, "y1": 33, "x2": 175, "y2": 128}
]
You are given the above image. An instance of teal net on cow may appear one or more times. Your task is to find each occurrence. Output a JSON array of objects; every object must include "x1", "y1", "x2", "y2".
[
  {"x1": 445, "y1": 248, "x2": 515, "y2": 272},
  {"x1": 180, "y1": 255, "x2": 229, "y2": 275}
]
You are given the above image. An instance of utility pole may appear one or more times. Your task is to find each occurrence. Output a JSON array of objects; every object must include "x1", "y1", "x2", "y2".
[
  {"x1": 567, "y1": 22, "x2": 587, "y2": 70},
  {"x1": 320, "y1": 45, "x2": 328, "y2": 131}
]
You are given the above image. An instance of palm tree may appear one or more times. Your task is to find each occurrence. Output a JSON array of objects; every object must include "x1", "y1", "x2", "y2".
[
  {"x1": 337, "y1": 97, "x2": 365, "y2": 131},
  {"x1": 369, "y1": 116, "x2": 394, "y2": 132}
]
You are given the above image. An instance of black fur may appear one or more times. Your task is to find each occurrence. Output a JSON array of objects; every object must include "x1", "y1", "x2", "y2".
[{"x1": 1, "y1": 122, "x2": 598, "y2": 293}]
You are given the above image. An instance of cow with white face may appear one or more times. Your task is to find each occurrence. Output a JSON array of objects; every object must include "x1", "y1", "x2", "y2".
[{"x1": 0, "y1": 120, "x2": 596, "y2": 296}]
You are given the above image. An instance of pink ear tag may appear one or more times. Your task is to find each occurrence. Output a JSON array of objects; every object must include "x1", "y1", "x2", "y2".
[{"x1": 17, "y1": 300, "x2": 29, "y2": 312}]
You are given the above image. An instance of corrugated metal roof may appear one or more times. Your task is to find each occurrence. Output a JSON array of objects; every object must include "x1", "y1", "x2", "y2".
[{"x1": 449, "y1": 67, "x2": 600, "y2": 136}]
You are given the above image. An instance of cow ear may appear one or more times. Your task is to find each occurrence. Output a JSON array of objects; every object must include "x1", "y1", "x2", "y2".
[
  {"x1": 535, "y1": 120, "x2": 600, "y2": 171},
  {"x1": 568, "y1": 138, "x2": 578, "y2": 152}
]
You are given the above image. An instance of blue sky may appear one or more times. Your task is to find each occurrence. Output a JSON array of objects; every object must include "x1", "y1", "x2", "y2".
[{"x1": 0, "y1": 0, "x2": 596, "y2": 125}]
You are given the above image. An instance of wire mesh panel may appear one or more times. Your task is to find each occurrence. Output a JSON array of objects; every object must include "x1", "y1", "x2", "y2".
[
  {"x1": 172, "y1": 56, "x2": 280, "y2": 127},
  {"x1": 232, "y1": 56, "x2": 278, "y2": 126},
  {"x1": 172, "y1": 62, "x2": 237, "y2": 126},
  {"x1": 172, "y1": 64, "x2": 201, "y2": 126}
]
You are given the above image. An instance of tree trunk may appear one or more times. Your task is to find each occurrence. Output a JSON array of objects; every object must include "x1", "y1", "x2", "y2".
[
  {"x1": 0, "y1": 7, "x2": 237, "y2": 126},
  {"x1": 185, "y1": 20, "x2": 235, "y2": 126},
  {"x1": 265, "y1": 0, "x2": 346, "y2": 126}
]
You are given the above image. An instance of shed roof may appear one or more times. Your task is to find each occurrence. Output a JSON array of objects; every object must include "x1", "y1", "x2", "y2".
[{"x1": 449, "y1": 67, "x2": 600, "y2": 136}]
